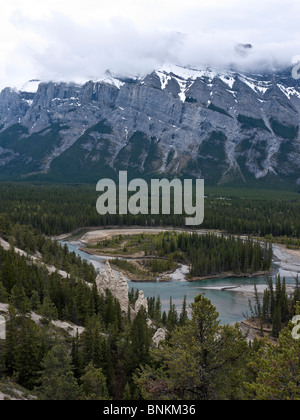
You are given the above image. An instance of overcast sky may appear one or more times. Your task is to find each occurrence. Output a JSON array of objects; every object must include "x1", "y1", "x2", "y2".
[{"x1": 0, "y1": 0, "x2": 300, "y2": 89}]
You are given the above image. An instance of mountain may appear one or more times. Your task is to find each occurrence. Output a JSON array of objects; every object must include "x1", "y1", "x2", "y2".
[{"x1": 0, "y1": 65, "x2": 299, "y2": 186}]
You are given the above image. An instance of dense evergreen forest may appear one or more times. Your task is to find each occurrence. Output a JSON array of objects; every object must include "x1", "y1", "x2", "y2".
[
  {"x1": 143, "y1": 231, "x2": 272, "y2": 277},
  {"x1": 0, "y1": 183, "x2": 300, "y2": 239},
  {"x1": 0, "y1": 238, "x2": 194, "y2": 399},
  {"x1": 0, "y1": 182, "x2": 299, "y2": 400},
  {"x1": 248, "y1": 276, "x2": 300, "y2": 338},
  {"x1": 0, "y1": 220, "x2": 96, "y2": 283},
  {"x1": 97, "y1": 231, "x2": 273, "y2": 277},
  {"x1": 0, "y1": 243, "x2": 299, "y2": 400}
]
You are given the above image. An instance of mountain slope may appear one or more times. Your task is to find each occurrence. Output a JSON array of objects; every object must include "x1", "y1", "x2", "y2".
[{"x1": 0, "y1": 65, "x2": 299, "y2": 185}]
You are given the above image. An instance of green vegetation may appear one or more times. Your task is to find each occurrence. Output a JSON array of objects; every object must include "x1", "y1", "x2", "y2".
[
  {"x1": 208, "y1": 103, "x2": 232, "y2": 118},
  {"x1": 238, "y1": 115, "x2": 270, "y2": 132},
  {"x1": 0, "y1": 182, "x2": 299, "y2": 400},
  {"x1": 0, "y1": 224, "x2": 189, "y2": 399},
  {"x1": 0, "y1": 221, "x2": 96, "y2": 283},
  {"x1": 114, "y1": 132, "x2": 163, "y2": 177},
  {"x1": 166, "y1": 149, "x2": 175, "y2": 167},
  {"x1": 49, "y1": 121, "x2": 116, "y2": 183},
  {"x1": 246, "y1": 316, "x2": 300, "y2": 400},
  {"x1": 110, "y1": 259, "x2": 157, "y2": 281},
  {"x1": 111, "y1": 257, "x2": 177, "y2": 280},
  {"x1": 270, "y1": 118, "x2": 298, "y2": 140},
  {"x1": 93, "y1": 231, "x2": 272, "y2": 279},
  {"x1": 135, "y1": 295, "x2": 300, "y2": 400},
  {"x1": 247, "y1": 275, "x2": 300, "y2": 338},
  {"x1": 198, "y1": 131, "x2": 227, "y2": 161},
  {"x1": 0, "y1": 124, "x2": 69, "y2": 176},
  {"x1": 0, "y1": 183, "x2": 300, "y2": 239},
  {"x1": 0, "y1": 235, "x2": 299, "y2": 399}
]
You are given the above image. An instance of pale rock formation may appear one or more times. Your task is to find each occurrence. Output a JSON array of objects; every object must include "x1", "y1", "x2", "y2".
[
  {"x1": 134, "y1": 290, "x2": 148, "y2": 314},
  {"x1": 147, "y1": 318, "x2": 153, "y2": 327},
  {"x1": 152, "y1": 328, "x2": 167, "y2": 348},
  {"x1": 96, "y1": 261, "x2": 129, "y2": 312}
]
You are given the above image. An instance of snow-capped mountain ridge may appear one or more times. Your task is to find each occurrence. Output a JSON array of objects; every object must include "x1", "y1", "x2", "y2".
[{"x1": 0, "y1": 64, "x2": 299, "y2": 186}]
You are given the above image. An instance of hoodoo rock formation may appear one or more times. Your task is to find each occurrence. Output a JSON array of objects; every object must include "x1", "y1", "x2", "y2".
[{"x1": 95, "y1": 261, "x2": 129, "y2": 313}]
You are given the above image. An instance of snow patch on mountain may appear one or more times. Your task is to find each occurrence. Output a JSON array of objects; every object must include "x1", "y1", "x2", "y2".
[
  {"x1": 219, "y1": 75, "x2": 236, "y2": 89},
  {"x1": 0, "y1": 64, "x2": 300, "y2": 185},
  {"x1": 277, "y1": 84, "x2": 300, "y2": 100},
  {"x1": 155, "y1": 71, "x2": 171, "y2": 90},
  {"x1": 156, "y1": 64, "x2": 238, "y2": 102},
  {"x1": 100, "y1": 76, "x2": 125, "y2": 89},
  {"x1": 158, "y1": 64, "x2": 218, "y2": 82},
  {"x1": 239, "y1": 76, "x2": 270, "y2": 94}
]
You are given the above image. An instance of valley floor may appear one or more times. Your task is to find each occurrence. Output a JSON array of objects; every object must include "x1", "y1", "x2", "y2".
[{"x1": 72, "y1": 227, "x2": 299, "y2": 285}]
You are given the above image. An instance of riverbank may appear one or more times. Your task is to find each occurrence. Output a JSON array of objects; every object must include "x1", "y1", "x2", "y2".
[
  {"x1": 61, "y1": 227, "x2": 300, "y2": 288},
  {"x1": 80, "y1": 228, "x2": 173, "y2": 245},
  {"x1": 77, "y1": 228, "x2": 273, "y2": 283},
  {"x1": 239, "y1": 319, "x2": 278, "y2": 343},
  {"x1": 79, "y1": 245, "x2": 179, "y2": 282},
  {"x1": 187, "y1": 270, "x2": 272, "y2": 282},
  {"x1": 79, "y1": 244, "x2": 271, "y2": 283},
  {"x1": 197, "y1": 283, "x2": 296, "y2": 297},
  {"x1": 62, "y1": 240, "x2": 298, "y2": 326},
  {"x1": 273, "y1": 244, "x2": 300, "y2": 279},
  {"x1": 109, "y1": 261, "x2": 173, "y2": 283}
]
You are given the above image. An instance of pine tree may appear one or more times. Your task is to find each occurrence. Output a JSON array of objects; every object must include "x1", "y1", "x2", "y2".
[
  {"x1": 262, "y1": 289, "x2": 271, "y2": 323},
  {"x1": 272, "y1": 304, "x2": 282, "y2": 338},
  {"x1": 0, "y1": 281, "x2": 8, "y2": 303},
  {"x1": 4, "y1": 305, "x2": 18, "y2": 373},
  {"x1": 30, "y1": 290, "x2": 41, "y2": 312},
  {"x1": 167, "y1": 297, "x2": 178, "y2": 333},
  {"x1": 179, "y1": 295, "x2": 188, "y2": 326},
  {"x1": 161, "y1": 311, "x2": 167, "y2": 326},
  {"x1": 135, "y1": 295, "x2": 250, "y2": 400},
  {"x1": 71, "y1": 331, "x2": 81, "y2": 379},
  {"x1": 10, "y1": 283, "x2": 31, "y2": 316},
  {"x1": 40, "y1": 295, "x2": 58, "y2": 324},
  {"x1": 36, "y1": 344, "x2": 81, "y2": 400},
  {"x1": 253, "y1": 285, "x2": 262, "y2": 320},
  {"x1": 246, "y1": 322, "x2": 300, "y2": 400},
  {"x1": 122, "y1": 382, "x2": 132, "y2": 400},
  {"x1": 0, "y1": 252, "x2": 17, "y2": 294},
  {"x1": 154, "y1": 295, "x2": 162, "y2": 324},
  {"x1": 13, "y1": 317, "x2": 44, "y2": 390},
  {"x1": 80, "y1": 315, "x2": 104, "y2": 369},
  {"x1": 126, "y1": 307, "x2": 152, "y2": 373},
  {"x1": 80, "y1": 362, "x2": 110, "y2": 400},
  {"x1": 280, "y1": 278, "x2": 290, "y2": 323}
]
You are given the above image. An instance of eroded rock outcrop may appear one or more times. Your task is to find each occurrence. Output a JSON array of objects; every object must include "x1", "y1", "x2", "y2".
[
  {"x1": 96, "y1": 261, "x2": 129, "y2": 312},
  {"x1": 152, "y1": 328, "x2": 167, "y2": 348},
  {"x1": 134, "y1": 290, "x2": 148, "y2": 314}
]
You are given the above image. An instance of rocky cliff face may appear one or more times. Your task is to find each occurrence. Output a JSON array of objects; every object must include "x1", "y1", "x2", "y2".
[
  {"x1": 134, "y1": 291, "x2": 149, "y2": 314},
  {"x1": 0, "y1": 65, "x2": 299, "y2": 186},
  {"x1": 152, "y1": 328, "x2": 167, "y2": 348},
  {"x1": 95, "y1": 261, "x2": 129, "y2": 313}
]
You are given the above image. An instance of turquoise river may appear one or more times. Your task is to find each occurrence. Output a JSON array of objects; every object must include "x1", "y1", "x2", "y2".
[{"x1": 63, "y1": 241, "x2": 296, "y2": 325}]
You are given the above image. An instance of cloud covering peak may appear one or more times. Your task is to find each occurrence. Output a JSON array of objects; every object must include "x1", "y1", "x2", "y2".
[{"x1": 1, "y1": 0, "x2": 300, "y2": 89}]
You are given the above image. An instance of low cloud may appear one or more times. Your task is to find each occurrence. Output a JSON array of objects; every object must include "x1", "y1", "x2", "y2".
[{"x1": 1, "y1": 0, "x2": 300, "y2": 88}]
